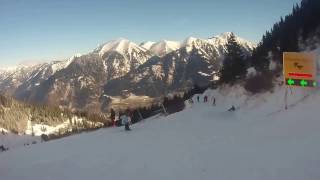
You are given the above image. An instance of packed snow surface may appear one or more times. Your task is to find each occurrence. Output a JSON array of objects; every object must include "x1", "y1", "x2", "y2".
[
  {"x1": 1, "y1": 85, "x2": 319, "y2": 180},
  {"x1": 0, "y1": 134, "x2": 40, "y2": 151}
]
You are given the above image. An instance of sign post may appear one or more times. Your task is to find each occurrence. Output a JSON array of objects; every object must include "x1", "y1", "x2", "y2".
[{"x1": 283, "y1": 52, "x2": 317, "y2": 88}]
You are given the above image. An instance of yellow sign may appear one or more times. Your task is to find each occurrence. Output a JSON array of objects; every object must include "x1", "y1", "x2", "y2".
[{"x1": 283, "y1": 52, "x2": 316, "y2": 87}]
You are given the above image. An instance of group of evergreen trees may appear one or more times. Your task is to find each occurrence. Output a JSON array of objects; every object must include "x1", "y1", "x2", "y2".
[
  {"x1": 220, "y1": 0, "x2": 320, "y2": 92},
  {"x1": 252, "y1": 0, "x2": 320, "y2": 72},
  {"x1": 219, "y1": 33, "x2": 248, "y2": 84},
  {"x1": 0, "y1": 94, "x2": 105, "y2": 135}
]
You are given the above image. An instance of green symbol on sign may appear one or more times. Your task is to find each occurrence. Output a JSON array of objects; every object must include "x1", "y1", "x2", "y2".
[
  {"x1": 300, "y1": 80, "x2": 308, "y2": 87},
  {"x1": 313, "y1": 81, "x2": 317, "y2": 87},
  {"x1": 287, "y1": 79, "x2": 295, "y2": 85}
]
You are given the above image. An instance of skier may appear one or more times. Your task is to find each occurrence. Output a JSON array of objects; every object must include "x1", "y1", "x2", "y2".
[
  {"x1": 228, "y1": 105, "x2": 236, "y2": 112},
  {"x1": 204, "y1": 95, "x2": 208, "y2": 103},
  {"x1": 0, "y1": 145, "x2": 4, "y2": 152},
  {"x1": 188, "y1": 98, "x2": 194, "y2": 108},
  {"x1": 121, "y1": 111, "x2": 131, "y2": 131},
  {"x1": 197, "y1": 96, "x2": 200, "y2": 102},
  {"x1": 127, "y1": 109, "x2": 133, "y2": 124},
  {"x1": 211, "y1": 96, "x2": 216, "y2": 106},
  {"x1": 110, "y1": 108, "x2": 116, "y2": 127},
  {"x1": 0, "y1": 145, "x2": 8, "y2": 152},
  {"x1": 115, "y1": 111, "x2": 120, "y2": 126}
]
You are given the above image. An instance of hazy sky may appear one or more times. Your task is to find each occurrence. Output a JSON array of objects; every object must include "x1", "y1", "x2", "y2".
[{"x1": 0, "y1": 0, "x2": 301, "y2": 67}]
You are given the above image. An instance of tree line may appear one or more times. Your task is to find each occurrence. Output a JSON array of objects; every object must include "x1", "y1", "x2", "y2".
[{"x1": 219, "y1": 0, "x2": 320, "y2": 93}]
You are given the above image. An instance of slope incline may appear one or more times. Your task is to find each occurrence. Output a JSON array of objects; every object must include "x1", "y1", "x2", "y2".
[{"x1": 0, "y1": 84, "x2": 319, "y2": 180}]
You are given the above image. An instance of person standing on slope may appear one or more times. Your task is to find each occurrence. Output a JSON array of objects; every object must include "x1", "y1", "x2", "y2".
[
  {"x1": 211, "y1": 96, "x2": 216, "y2": 106},
  {"x1": 204, "y1": 95, "x2": 208, "y2": 103},
  {"x1": 127, "y1": 109, "x2": 133, "y2": 124},
  {"x1": 197, "y1": 96, "x2": 200, "y2": 102},
  {"x1": 110, "y1": 108, "x2": 116, "y2": 127},
  {"x1": 121, "y1": 110, "x2": 131, "y2": 131},
  {"x1": 228, "y1": 105, "x2": 236, "y2": 112}
]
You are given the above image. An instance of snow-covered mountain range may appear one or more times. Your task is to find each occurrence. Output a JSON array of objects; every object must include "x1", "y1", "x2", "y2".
[
  {"x1": 103, "y1": 32, "x2": 255, "y2": 97},
  {"x1": 0, "y1": 32, "x2": 255, "y2": 112}
]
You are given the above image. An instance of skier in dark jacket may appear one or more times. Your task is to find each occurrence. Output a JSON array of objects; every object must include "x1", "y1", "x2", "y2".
[
  {"x1": 197, "y1": 96, "x2": 200, "y2": 102},
  {"x1": 0, "y1": 145, "x2": 8, "y2": 152},
  {"x1": 110, "y1": 108, "x2": 116, "y2": 127},
  {"x1": 228, "y1": 105, "x2": 236, "y2": 112},
  {"x1": 211, "y1": 96, "x2": 216, "y2": 106},
  {"x1": 204, "y1": 96, "x2": 208, "y2": 102}
]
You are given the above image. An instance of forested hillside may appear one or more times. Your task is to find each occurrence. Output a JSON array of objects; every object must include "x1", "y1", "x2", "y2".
[
  {"x1": 240, "y1": 0, "x2": 320, "y2": 93},
  {"x1": 0, "y1": 95, "x2": 107, "y2": 135},
  {"x1": 252, "y1": 0, "x2": 320, "y2": 71}
]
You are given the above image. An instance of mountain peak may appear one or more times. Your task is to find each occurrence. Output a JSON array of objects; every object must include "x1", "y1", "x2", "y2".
[
  {"x1": 140, "y1": 41, "x2": 156, "y2": 50},
  {"x1": 97, "y1": 38, "x2": 146, "y2": 57},
  {"x1": 181, "y1": 37, "x2": 199, "y2": 47},
  {"x1": 208, "y1": 32, "x2": 256, "y2": 50},
  {"x1": 148, "y1": 40, "x2": 181, "y2": 56},
  {"x1": 218, "y1": 32, "x2": 233, "y2": 38}
]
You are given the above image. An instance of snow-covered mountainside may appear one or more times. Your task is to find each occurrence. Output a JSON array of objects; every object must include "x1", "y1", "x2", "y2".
[
  {"x1": 0, "y1": 94, "x2": 104, "y2": 140},
  {"x1": 1, "y1": 83, "x2": 319, "y2": 180},
  {"x1": 94, "y1": 38, "x2": 152, "y2": 77},
  {"x1": 23, "y1": 39, "x2": 153, "y2": 112},
  {"x1": 208, "y1": 32, "x2": 256, "y2": 56},
  {"x1": 0, "y1": 32, "x2": 255, "y2": 112},
  {"x1": 0, "y1": 60, "x2": 72, "y2": 97},
  {"x1": 148, "y1": 40, "x2": 181, "y2": 57},
  {"x1": 140, "y1": 41, "x2": 156, "y2": 50}
]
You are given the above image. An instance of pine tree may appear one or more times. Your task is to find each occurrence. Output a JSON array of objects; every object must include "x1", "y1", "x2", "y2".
[{"x1": 219, "y1": 33, "x2": 247, "y2": 84}]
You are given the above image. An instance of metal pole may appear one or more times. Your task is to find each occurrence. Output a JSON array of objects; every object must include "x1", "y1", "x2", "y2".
[{"x1": 284, "y1": 86, "x2": 288, "y2": 110}]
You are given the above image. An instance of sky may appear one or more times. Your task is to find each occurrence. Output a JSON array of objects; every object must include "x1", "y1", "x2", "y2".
[{"x1": 0, "y1": 0, "x2": 301, "y2": 67}]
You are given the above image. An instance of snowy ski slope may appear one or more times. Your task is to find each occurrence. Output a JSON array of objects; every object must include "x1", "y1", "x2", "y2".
[{"x1": 0, "y1": 84, "x2": 320, "y2": 180}]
